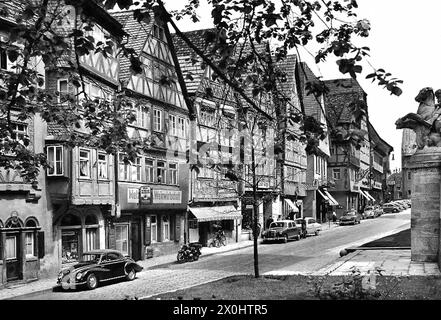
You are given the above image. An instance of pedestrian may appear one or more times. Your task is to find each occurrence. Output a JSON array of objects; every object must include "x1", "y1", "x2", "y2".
[
  {"x1": 332, "y1": 211, "x2": 337, "y2": 223},
  {"x1": 266, "y1": 216, "x2": 273, "y2": 229}
]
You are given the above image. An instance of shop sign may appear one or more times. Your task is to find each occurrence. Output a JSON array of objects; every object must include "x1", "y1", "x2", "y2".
[
  {"x1": 152, "y1": 190, "x2": 182, "y2": 204},
  {"x1": 127, "y1": 188, "x2": 139, "y2": 204},
  {"x1": 140, "y1": 186, "x2": 152, "y2": 204}
]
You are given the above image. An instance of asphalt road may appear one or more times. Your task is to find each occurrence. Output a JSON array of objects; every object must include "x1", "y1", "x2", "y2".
[{"x1": 15, "y1": 210, "x2": 410, "y2": 300}]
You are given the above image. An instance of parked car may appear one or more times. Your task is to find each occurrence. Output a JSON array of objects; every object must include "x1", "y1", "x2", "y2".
[
  {"x1": 392, "y1": 201, "x2": 406, "y2": 211},
  {"x1": 363, "y1": 206, "x2": 375, "y2": 219},
  {"x1": 373, "y1": 205, "x2": 383, "y2": 217},
  {"x1": 261, "y1": 220, "x2": 302, "y2": 243},
  {"x1": 339, "y1": 210, "x2": 362, "y2": 225},
  {"x1": 382, "y1": 203, "x2": 400, "y2": 213},
  {"x1": 56, "y1": 250, "x2": 143, "y2": 290},
  {"x1": 295, "y1": 218, "x2": 322, "y2": 236}
]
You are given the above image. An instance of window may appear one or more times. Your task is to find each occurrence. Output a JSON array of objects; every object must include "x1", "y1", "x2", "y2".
[
  {"x1": 118, "y1": 154, "x2": 129, "y2": 181},
  {"x1": 153, "y1": 24, "x2": 165, "y2": 41},
  {"x1": 12, "y1": 122, "x2": 28, "y2": 145},
  {"x1": 85, "y1": 229, "x2": 98, "y2": 252},
  {"x1": 169, "y1": 114, "x2": 177, "y2": 136},
  {"x1": 47, "y1": 145, "x2": 64, "y2": 176},
  {"x1": 156, "y1": 161, "x2": 166, "y2": 184},
  {"x1": 97, "y1": 153, "x2": 108, "y2": 179},
  {"x1": 407, "y1": 171, "x2": 411, "y2": 180},
  {"x1": 0, "y1": 48, "x2": 7, "y2": 70},
  {"x1": 115, "y1": 224, "x2": 129, "y2": 255},
  {"x1": 162, "y1": 215, "x2": 170, "y2": 241},
  {"x1": 131, "y1": 157, "x2": 142, "y2": 182},
  {"x1": 333, "y1": 168, "x2": 341, "y2": 180},
  {"x1": 169, "y1": 163, "x2": 178, "y2": 185},
  {"x1": 5, "y1": 236, "x2": 16, "y2": 260},
  {"x1": 315, "y1": 156, "x2": 320, "y2": 174},
  {"x1": 79, "y1": 149, "x2": 91, "y2": 178},
  {"x1": 57, "y1": 79, "x2": 69, "y2": 104},
  {"x1": 135, "y1": 105, "x2": 150, "y2": 129},
  {"x1": 151, "y1": 215, "x2": 157, "y2": 242},
  {"x1": 145, "y1": 159, "x2": 154, "y2": 183},
  {"x1": 408, "y1": 190, "x2": 411, "y2": 196},
  {"x1": 25, "y1": 232, "x2": 35, "y2": 257},
  {"x1": 153, "y1": 109, "x2": 163, "y2": 132},
  {"x1": 178, "y1": 117, "x2": 186, "y2": 138}
]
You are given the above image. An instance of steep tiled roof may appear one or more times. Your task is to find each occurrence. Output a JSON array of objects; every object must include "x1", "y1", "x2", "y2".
[
  {"x1": 298, "y1": 62, "x2": 321, "y2": 119},
  {"x1": 110, "y1": 10, "x2": 154, "y2": 83},
  {"x1": 171, "y1": 29, "x2": 217, "y2": 95},
  {"x1": 369, "y1": 121, "x2": 393, "y2": 154},
  {"x1": 324, "y1": 78, "x2": 366, "y2": 126}
]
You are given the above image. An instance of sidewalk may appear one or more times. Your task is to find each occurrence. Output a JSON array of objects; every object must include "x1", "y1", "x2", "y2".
[
  {"x1": 0, "y1": 240, "x2": 255, "y2": 300},
  {"x1": 315, "y1": 249, "x2": 441, "y2": 276}
]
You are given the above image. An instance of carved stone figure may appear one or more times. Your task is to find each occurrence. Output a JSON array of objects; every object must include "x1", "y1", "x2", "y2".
[{"x1": 395, "y1": 87, "x2": 441, "y2": 149}]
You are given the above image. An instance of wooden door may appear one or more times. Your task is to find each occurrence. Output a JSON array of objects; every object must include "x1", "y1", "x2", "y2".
[
  {"x1": 6, "y1": 234, "x2": 21, "y2": 281},
  {"x1": 131, "y1": 222, "x2": 141, "y2": 261}
]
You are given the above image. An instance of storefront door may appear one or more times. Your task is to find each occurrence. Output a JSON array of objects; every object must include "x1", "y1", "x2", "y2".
[{"x1": 5, "y1": 234, "x2": 21, "y2": 281}]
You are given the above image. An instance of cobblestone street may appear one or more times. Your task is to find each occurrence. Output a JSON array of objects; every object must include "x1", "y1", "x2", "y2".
[{"x1": 12, "y1": 210, "x2": 410, "y2": 300}]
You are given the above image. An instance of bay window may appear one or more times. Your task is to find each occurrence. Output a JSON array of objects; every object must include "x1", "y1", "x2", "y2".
[
  {"x1": 47, "y1": 145, "x2": 64, "y2": 176},
  {"x1": 97, "y1": 153, "x2": 108, "y2": 179},
  {"x1": 169, "y1": 163, "x2": 178, "y2": 185},
  {"x1": 79, "y1": 149, "x2": 91, "y2": 178},
  {"x1": 118, "y1": 154, "x2": 129, "y2": 181},
  {"x1": 131, "y1": 157, "x2": 142, "y2": 182},
  {"x1": 169, "y1": 114, "x2": 177, "y2": 136},
  {"x1": 156, "y1": 161, "x2": 166, "y2": 184},
  {"x1": 145, "y1": 159, "x2": 154, "y2": 183}
]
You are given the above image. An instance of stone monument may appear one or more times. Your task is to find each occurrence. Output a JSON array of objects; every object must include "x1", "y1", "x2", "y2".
[{"x1": 396, "y1": 87, "x2": 441, "y2": 267}]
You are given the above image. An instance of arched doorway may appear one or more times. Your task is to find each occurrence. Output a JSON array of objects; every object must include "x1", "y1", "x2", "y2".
[{"x1": 3, "y1": 217, "x2": 24, "y2": 282}]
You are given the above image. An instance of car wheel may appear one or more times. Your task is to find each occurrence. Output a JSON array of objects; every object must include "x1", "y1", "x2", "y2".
[
  {"x1": 177, "y1": 252, "x2": 185, "y2": 263},
  {"x1": 296, "y1": 234, "x2": 301, "y2": 241},
  {"x1": 315, "y1": 230, "x2": 319, "y2": 236},
  {"x1": 126, "y1": 267, "x2": 136, "y2": 281},
  {"x1": 284, "y1": 234, "x2": 288, "y2": 243},
  {"x1": 86, "y1": 273, "x2": 98, "y2": 290}
]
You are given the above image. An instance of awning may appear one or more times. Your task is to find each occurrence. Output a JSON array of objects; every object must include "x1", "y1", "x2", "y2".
[
  {"x1": 322, "y1": 189, "x2": 339, "y2": 206},
  {"x1": 359, "y1": 190, "x2": 370, "y2": 200},
  {"x1": 363, "y1": 190, "x2": 376, "y2": 202},
  {"x1": 317, "y1": 188, "x2": 331, "y2": 203},
  {"x1": 189, "y1": 206, "x2": 242, "y2": 222},
  {"x1": 284, "y1": 199, "x2": 299, "y2": 212}
]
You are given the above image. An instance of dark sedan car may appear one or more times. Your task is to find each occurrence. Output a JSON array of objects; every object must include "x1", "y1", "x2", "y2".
[
  {"x1": 57, "y1": 249, "x2": 143, "y2": 290},
  {"x1": 261, "y1": 220, "x2": 302, "y2": 243},
  {"x1": 339, "y1": 210, "x2": 362, "y2": 225}
]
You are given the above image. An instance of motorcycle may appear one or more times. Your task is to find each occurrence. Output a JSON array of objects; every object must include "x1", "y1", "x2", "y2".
[{"x1": 177, "y1": 242, "x2": 202, "y2": 263}]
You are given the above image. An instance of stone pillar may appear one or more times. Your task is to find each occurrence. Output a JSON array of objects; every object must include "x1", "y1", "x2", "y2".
[{"x1": 408, "y1": 147, "x2": 441, "y2": 263}]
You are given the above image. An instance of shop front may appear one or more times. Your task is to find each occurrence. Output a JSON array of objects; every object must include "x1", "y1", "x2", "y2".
[
  {"x1": 115, "y1": 184, "x2": 187, "y2": 259},
  {"x1": 316, "y1": 188, "x2": 339, "y2": 223},
  {"x1": 187, "y1": 205, "x2": 242, "y2": 246},
  {"x1": 54, "y1": 206, "x2": 106, "y2": 267}
]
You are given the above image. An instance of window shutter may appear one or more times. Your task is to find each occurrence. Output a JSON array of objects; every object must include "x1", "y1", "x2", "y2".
[{"x1": 37, "y1": 231, "x2": 45, "y2": 259}]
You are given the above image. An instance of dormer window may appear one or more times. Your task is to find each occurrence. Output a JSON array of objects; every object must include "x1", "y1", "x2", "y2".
[{"x1": 153, "y1": 24, "x2": 165, "y2": 42}]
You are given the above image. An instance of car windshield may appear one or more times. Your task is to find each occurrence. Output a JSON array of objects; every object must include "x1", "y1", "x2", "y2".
[
  {"x1": 270, "y1": 222, "x2": 285, "y2": 228},
  {"x1": 365, "y1": 207, "x2": 373, "y2": 210},
  {"x1": 80, "y1": 254, "x2": 101, "y2": 263},
  {"x1": 295, "y1": 219, "x2": 303, "y2": 224},
  {"x1": 345, "y1": 212, "x2": 355, "y2": 216}
]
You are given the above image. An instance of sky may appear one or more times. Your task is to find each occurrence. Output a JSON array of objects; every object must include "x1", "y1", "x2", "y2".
[{"x1": 163, "y1": 0, "x2": 441, "y2": 172}]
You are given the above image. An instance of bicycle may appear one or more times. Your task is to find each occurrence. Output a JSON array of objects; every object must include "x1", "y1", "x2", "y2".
[{"x1": 208, "y1": 230, "x2": 226, "y2": 247}]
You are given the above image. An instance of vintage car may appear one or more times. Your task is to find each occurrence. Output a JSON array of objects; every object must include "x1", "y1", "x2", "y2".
[
  {"x1": 261, "y1": 220, "x2": 302, "y2": 243},
  {"x1": 295, "y1": 218, "x2": 322, "y2": 237},
  {"x1": 56, "y1": 249, "x2": 143, "y2": 290},
  {"x1": 382, "y1": 203, "x2": 400, "y2": 213},
  {"x1": 363, "y1": 206, "x2": 375, "y2": 219},
  {"x1": 339, "y1": 210, "x2": 362, "y2": 225}
]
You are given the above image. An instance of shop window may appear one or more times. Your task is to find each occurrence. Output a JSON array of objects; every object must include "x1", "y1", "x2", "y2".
[
  {"x1": 145, "y1": 159, "x2": 154, "y2": 183},
  {"x1": 62, "y1": 230, "x2": 80, "y2": 264},
  {"x1": 169, "y1": 162, "x2": 178, "y2": 185},
  {"x1": 151, "y1": 215, "x2": 157, "y2": 242},
  {"x1": 79, "y1": 149, "x2": 91, "y2": 178},
  {"x1": 157, "y1": 161, "x2": 166, "y2": 184},
  {"x1": 115, "y1": 224, "x2": 129, "y2": 255},
  {"x1": 162, "y1": 216, "x2": 170, "y2": 241},
  {"x1": 47, "y1": 145, "x2": 64, "y2": 176},
  {"x1": 97, "y1": 153, "x2": 108, "y2": 179}
]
